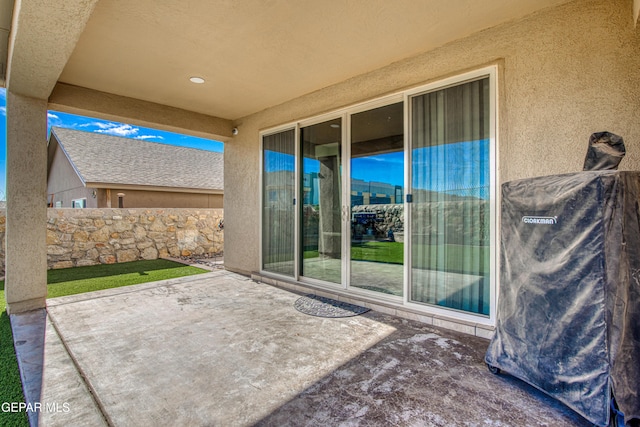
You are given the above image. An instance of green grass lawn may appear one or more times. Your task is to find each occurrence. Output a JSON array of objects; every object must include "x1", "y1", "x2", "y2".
[
  {"x1": 306, "y1": 241, "x2": 489, "y2": 275},
  {"x1": 351, "y1": 241, "x2": 404, "y2": 264},
  {"x1": 412, "y1": 243, "x2": 489, "y2": 276},
  {"x1": 0, "y1": 259, "x2": 208, "y2": 426},
  {"x1": 45, "y1": 259, "x2": 207, "y2": 298},
  {"x1": 301, "y1": 242, "x2": 404, "y2": 264},
  {"x1": 0, "y1": 286, "x2": 28, "y2": 427}
]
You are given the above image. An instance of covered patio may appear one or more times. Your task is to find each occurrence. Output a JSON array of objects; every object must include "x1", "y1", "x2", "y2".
[
  {"x1": 3, "y1": 1, "x2": 640, "y2": 425},
  {"x1": 12, "y1": 270, "x2": 590, "y2": 426},
  {"x1": 3, "y1": 0, "x2": 639, "y2": 319}
]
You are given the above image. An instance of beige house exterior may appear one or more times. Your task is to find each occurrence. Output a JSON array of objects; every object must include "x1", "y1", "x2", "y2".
[
  {"x1": 47, "y1": 127, "x2": 223, "y2": 209},
  {"x1": 2, "y1": 0, "x2": 639, "y2": 333}
]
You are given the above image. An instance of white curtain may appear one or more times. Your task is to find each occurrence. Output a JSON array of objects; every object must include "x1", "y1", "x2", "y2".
[
  {"x1": 262, "y1": 130, "x2": 296, "y2": 276},
  {"x1": 410, "y1": 77, "x2": 491, "y2": 315}
]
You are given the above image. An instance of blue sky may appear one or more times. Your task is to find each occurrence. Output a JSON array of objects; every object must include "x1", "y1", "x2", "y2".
[
  {"x1": 412, "y1": 139, "x2": 489, "y2": 198},
  {"x1": 267, "y1": 140, "x2": 489, "y2": 199},
  {"x1": 0, "y1": 88, "x2": 224, "y2": 201},
  {"x1": 265, "y1": 151, "x2": 405, "y2": 186}
]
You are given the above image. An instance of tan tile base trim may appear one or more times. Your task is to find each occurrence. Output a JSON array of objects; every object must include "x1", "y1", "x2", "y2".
[{"x1": 252, "y1": 272, "x2": 494, "y2": 340}]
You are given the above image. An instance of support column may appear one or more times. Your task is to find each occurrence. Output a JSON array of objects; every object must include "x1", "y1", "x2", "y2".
[
  {"x1": 318, "y1": 156, "x2": 342, "y2": 257},
  {"x1": 5, "y1": 92, "x2": 48, "y2": 314}
]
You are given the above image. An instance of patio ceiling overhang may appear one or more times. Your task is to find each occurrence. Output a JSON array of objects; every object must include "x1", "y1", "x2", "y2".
[{"x1": 2, "y1": 0, "x2": 588, "y2": 140}]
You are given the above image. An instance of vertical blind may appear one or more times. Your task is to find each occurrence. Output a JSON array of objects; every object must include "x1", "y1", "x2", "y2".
[
  {"x1": 410, "y1": 77, "x2": 491, "y2": 315},
  {"x1": 262, "y1": 129, "x2": 296, "y2": 276}
]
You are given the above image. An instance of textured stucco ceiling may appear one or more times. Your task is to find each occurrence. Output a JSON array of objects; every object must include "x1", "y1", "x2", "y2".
[{"x1": 22, "y1": 0, "x2": 574, "y2": 120}]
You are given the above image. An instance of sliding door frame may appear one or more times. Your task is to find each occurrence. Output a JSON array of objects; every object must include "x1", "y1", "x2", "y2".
[
  {"x1": 344, "y1": 94, "x2": 405, "y2": 302},
  {"x1": 297, "y1": 112, "x2": 347, "y2": 289},
  {"x1": 259, "y1": 124, "x2": 300, "y2": 281},
  {"x1": 259, "y1": 65, "x2": 498, "y2": 325},
  {"x1": 403, "y1": 65, "x2": 499, "y2": 326}
]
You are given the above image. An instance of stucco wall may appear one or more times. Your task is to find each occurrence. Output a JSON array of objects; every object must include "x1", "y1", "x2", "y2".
[
  {"x1": 104, "y1": 189, "x2": 223, "y2": 209},
  {"x1": 47, "y1": 143, "x2": 95, "y2": 207},
  {"x1": 49, "y1": 187, "x2": 223, "y2": 209},
  {"x1": 224, "y1": 0, "x2": 640, "y2": 274},
  {"x1": 5, "y1": 93, "x2": 49, "y2": 312},
  {"x1": 52, "y1": 187, "x2": 95, "y2": 208}
]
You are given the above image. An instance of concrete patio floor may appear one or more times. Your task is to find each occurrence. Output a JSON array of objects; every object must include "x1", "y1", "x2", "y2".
[{"x1": 11, "y1": 269, "x2": 593, "y2": 426}]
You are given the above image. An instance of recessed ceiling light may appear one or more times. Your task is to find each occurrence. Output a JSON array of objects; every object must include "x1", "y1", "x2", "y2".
[{"x1": 189, "y1": 77, "x2": 205, "y2": 84}]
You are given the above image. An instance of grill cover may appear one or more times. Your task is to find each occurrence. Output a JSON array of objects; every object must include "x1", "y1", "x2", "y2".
[{"x1": 485, "y1": 171, "x2": 640, "y2": 427}]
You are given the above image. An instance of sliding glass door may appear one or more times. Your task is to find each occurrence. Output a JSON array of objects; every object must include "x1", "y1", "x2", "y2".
[
  {"x1": 261, "y1": 66, "x2": 496, "y2": 322},
  {"x1": 409, "y1": 77, "x2": 491, "y2": 315},
  {"x1": 300, "y1": 118, "x2": 342, "y2": 284},
  {"x1": 349, "y1": 102, "x2": 404, "y2": 296}
]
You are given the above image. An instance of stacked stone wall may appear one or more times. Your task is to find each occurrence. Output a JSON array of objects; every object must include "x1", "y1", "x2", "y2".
[
  {"x1": 351, "y1": 200, "x2": 489, "y2": 245},
  {"x1": 0, "y1": 208, "x2": 223, "y2": 273}
]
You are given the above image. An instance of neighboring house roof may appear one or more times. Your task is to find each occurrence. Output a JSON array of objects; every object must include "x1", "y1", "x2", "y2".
[{"x1": 48, "y1": 127, "x2": 223, "y2": 193}]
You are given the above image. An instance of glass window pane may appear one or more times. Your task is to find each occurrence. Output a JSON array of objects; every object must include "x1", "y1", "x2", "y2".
[
  {"x1": 301, "y1": 118, "x2": 342, "y2": 283},
  {"x1": 350, "y1": 102, "x2": 404, "y2": 296},
  {"x1": 262, "y1": 129, "x2": 296, "y2": 276},
  {"x1": 410, "y1": 77, "x2": 491, "y2": 315}
]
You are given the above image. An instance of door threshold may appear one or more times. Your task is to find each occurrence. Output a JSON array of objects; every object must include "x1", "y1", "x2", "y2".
[{"x1": 252, "y1": 271, "x2": 494, "y2": 340}]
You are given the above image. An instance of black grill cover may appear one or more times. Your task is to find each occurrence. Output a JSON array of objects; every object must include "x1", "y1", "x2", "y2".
[
  {"x1": 583, "y1": 132, "x2": 625, "y2": 171},
  {"x1": 485, "y1": 171, "x2": 640, "y2": 427}
]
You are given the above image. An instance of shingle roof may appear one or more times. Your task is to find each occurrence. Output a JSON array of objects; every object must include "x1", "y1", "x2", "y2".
[{"x1": 50, "y1": 127, "x2": 223, "y2": 191}]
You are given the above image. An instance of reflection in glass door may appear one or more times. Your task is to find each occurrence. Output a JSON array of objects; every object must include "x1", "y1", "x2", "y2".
[
  {"x1": 410, "y1": 77, "x2": 491, "y2": 315},
  {"x1": 350, "y1": 103, "x2": 404, "y2": 296},
  {"x1": 261, "y1": 71, "x2": 495, "y2": 321},
  {"x1": 300, "y1": 118, "x2": 342, "y2": 284}
]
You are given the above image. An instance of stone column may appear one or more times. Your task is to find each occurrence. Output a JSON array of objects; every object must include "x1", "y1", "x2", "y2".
[{"x1": 5, "y1": 92, "x2": 48, "y2": 314}]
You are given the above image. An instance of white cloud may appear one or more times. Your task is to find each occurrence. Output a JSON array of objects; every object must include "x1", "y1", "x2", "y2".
[
  {"x1": 0, "y1": 106, "x2": 6, "y2": 116},
  {"x1": 93, "y1": 123, "x2": 140, "y2": 137},
  {"x1": 135, "y1": 135, "x2": 164, "y2": 140},
  {"x1": 92, "y1": 122, "x2": 117, "y2": 130},
  {"x1": 47, "y1": 112, "x2": 59, "y2": 119}
]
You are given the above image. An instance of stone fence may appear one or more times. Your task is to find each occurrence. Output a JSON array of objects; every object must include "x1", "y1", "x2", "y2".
[
  {"x1": 351, "y1": 200, "x2": 489, "y2": 246},
  {"x1": 0, "y1": 208, "x2": 224, "y2": 273}
]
